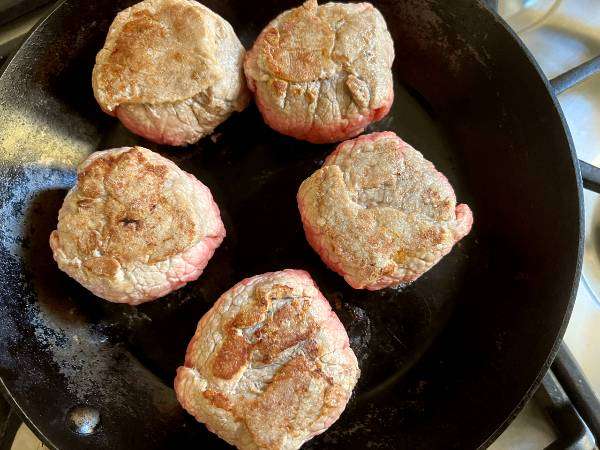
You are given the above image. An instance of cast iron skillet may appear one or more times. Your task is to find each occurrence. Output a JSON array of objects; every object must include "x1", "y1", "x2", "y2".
[{"x1": 0, "y1": 0, "x2": 599, "y2": 448}]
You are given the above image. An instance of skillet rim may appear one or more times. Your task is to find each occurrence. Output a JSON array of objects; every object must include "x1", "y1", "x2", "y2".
[{"x1": 473, "y1": 2, "x2": 584, "y2": 447}]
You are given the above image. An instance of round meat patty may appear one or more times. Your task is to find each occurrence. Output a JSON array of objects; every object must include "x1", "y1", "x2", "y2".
[
  {"x1": 175, "y1": 269, "x2": 359, "y2": 450},
  {"x1": 49, "y1": 146, "x2": 225, "y2": 304},
  {"x1": 244, "y1": 0, "x2": 394, "y2": 144},
  {"x1": 92, "y1": 0, "x2": 250, "y2": 146},
  {"x1": 297, "y1": 131, "x2": 473, "y2": 290}
]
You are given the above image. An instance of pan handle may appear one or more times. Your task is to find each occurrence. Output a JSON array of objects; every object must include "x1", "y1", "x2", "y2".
[{"x1": 548, "y1": 56, "x2": 600, "y2": 194}]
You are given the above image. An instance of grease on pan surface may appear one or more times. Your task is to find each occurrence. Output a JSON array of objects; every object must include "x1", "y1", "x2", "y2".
[
  {"x1": 244, "y1": 0, "x2": 394, "y2": 144},
  {"x1": 50, "y1": 146, "x2": 225, "y2": 304},
  {"x1": 92, "y1": 0, "x2": 250, "y2": 146},
  {"x1": 175, "y1": 269, "x2": 359, "y2": 450},
  {"x1": 298, "y1": 131, "x2": 473, "y2": 290}
]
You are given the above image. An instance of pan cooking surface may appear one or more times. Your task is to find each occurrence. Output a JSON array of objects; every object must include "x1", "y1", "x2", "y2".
[{"x1": 0, "y1": 0, "x2": 581, "y2": 449}]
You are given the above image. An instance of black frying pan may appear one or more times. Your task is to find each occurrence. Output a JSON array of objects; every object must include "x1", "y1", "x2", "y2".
[{"x1": 0, "y1": 1, "x2": 599, "y2": 449}]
